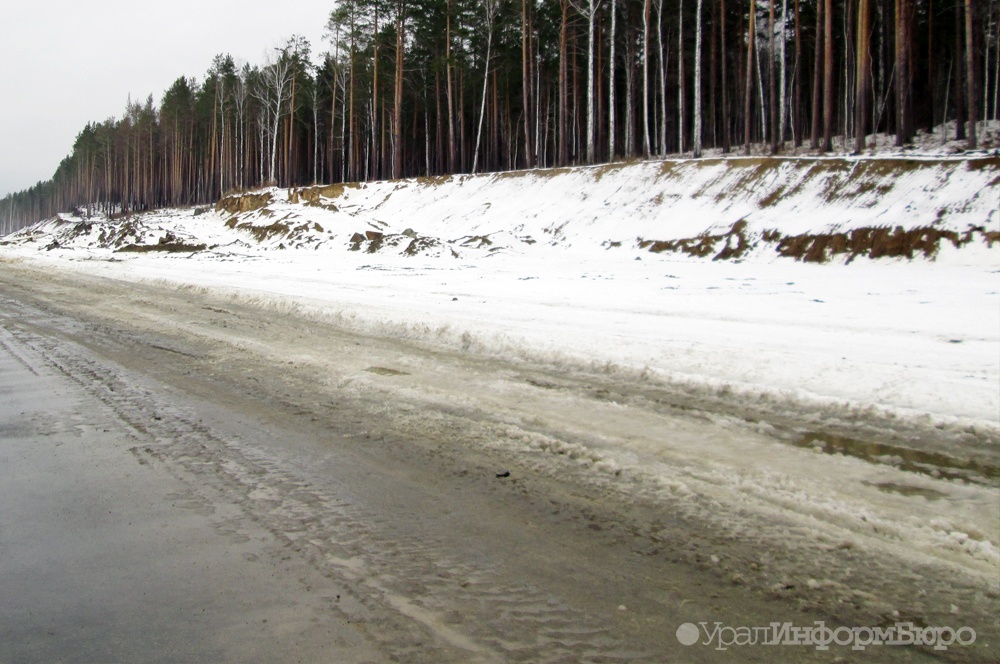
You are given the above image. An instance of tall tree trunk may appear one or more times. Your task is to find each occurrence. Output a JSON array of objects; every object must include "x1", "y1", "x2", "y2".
[
  {"x1": 578, "y1": 0, "x2": 598, "y2": 163},
  {"x1": 678, "y1": 0, "x2": 686, "y2": 153},
  {"x1": 994, "y1": 0, "x2": 1000, "y2": 120},
  {"x1": 793, "y1": 0, "x2": 802, "y2": 146},
  {"x1": 329, "y1": 66, "x2": 337, "y2": 183},
  {"x1": 993, "y1": 0, "x2": 1000, "y2": 121},
  {"x1": 769, "y1": 0, "x2": 777, "y2": 152},
  {"x1": 522, "y1": 0, "x2": 535, "y2": 167},
  {"x1": 341, "y1": 72, "x2": 349, "y2": 179},
  {"x1": 626, "y1": 31, "x2": 636, "y2": 156},
  {"x1": 966, "y1": 0, "x2": 978, "y2": 147},
  {"x1": 694, "y1": 0, "x2": 704, "y2": 156},
  {"x1": 473, "y1": 1, "x2": 497, "y2": 174},
  {"x1": 721, "y1": 0, "x2": 730, "y2": 152},
  {"x1": 286, "y1": 68, "x2": 296, "y2": 186},
  {"x1": 446, "y1": 1, "x2": 457, "y2": 172},
  {"x1": 210, "y1": 87, "x2": 218, "y2": 195},
  {"x1": 895, "y1": 0, "x2": 910, "y2": 146},
  {"x1": 393, "y1": 1, "x2": 406, "y2": 179},
  {"x1": 559, "y1": 0, "x2": 570, "y2": 165},
  {"x1": 955, "y1": 1, "x2": 967, "y2": 140},
  {"x1": 349, "y1": 13, "x2": 357, "y2": 181},
  {"x1": 983, "y1": 0, "x2": 991, "y2": 122},
  {"x1": 811, "y1": 0, "x2": 824, "y2": 148},
  {"x1": 843, "y1": 0, "x2": 855, "y2": 143},
  {"x1": 313, "y1": 94, "x2": 320, "y2": 184},
  {"x1": 643, "y1": 0, "x2": 652, "y2": 155},
  {"x1": 435, "y1": 65, "x2": 444, "y2": 173},
  {"x1": 745, "y1": 0, "x2": 756, "y2": 154},
  {"x1": 855, "y1": 0, "x2": 871, "y2": 153},
  {"x1": 657, "y1": 0, "x2": 667, "y2": 153},
  {"x1": 927, "y1": 0, "x2": 935, "y2": 132},
  {"x1": 609, "y1": 0, "x2": 617, "y2": 159},
  {"x1": 459, "y1": 68, "x2": 467, "y2": 171},
  {"x1": 822, "y1": 0, "x2": 834, "y2": 151},
  {"x1": 709, "y1": 0, "x2": 718, "y2": 146},
  {"x1": 779, "y1": 0, "x2": 787, "y2": 146},
  {"x1": 372, "y1": 5, "x2": 380, "y2": 179}
]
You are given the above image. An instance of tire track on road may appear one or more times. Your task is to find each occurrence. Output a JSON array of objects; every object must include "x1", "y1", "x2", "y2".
[{"x1": 1, "y1": 304, "x2": 649, "y2": 663}]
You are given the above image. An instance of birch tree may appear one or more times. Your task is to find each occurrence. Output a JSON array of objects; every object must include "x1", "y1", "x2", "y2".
[
  {"x1": 654, "y1": 0, "x2": 667, "y2": 154},
  {"x1": 253, "y1": 51, "x2": 293, "y2": 184},
  {"x1": 571, "y1": 0, "x2": 603, "y2": 163},
  {"x1": 472, "y1": 0, "x2": 503, "y2": 174}
]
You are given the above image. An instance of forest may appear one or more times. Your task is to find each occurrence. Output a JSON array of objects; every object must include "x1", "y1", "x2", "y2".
[{"x1": 1, "y1": 0, "x2": 996, "y2": 229}]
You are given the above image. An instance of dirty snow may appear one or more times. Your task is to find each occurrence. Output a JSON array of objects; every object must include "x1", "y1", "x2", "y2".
[
  {"x1": 3, "y1": 155, "x2": 997, "y2": 429},
  {"x1": 2, "y1": 153, "x2": 999, "y2": 608}
]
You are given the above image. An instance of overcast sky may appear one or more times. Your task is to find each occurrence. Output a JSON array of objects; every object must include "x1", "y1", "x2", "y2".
[{"x1": 0, "y1": 1, "x2": 331, "y2": 198}]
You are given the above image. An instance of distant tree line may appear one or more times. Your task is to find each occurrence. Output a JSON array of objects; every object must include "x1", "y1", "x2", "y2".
[{"x1": 2, "y1": 0, "x2": 996, "y2": 230}]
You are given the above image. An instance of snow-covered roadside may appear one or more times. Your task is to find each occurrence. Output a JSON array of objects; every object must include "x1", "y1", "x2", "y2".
[
  {"x1": 3, "y1": 256, "x2": 997, "y2": 616},
  {"x1": 4, "y1": 153, "x2": 999, "y2": 646},
  {"x1": 2, "y1": 154, "x2": 997, "y2": 431},
  {"x1": 9, "y1": 245, "x2": 997, "y2": 430}
]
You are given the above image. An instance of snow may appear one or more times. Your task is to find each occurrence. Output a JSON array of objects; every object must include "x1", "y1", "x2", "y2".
[
  {"x1": 4, "y1": 154, "x2": 997, "y2": 428},
  {"x1": 2, "y1": 152, "x2": 998, "y2": 589}
]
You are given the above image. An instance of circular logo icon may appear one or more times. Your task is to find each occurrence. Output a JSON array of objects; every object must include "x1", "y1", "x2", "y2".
[{"x1": 676, "y1": 622, "x2": 700, "y2": 646}]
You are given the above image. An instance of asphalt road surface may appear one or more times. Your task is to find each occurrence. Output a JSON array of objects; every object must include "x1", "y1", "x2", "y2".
[{"x1": 0, "y1": 260, "x2": 995, "y2": 663}]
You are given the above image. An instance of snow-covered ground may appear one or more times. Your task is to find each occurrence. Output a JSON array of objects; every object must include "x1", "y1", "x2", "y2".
[
  {"x1": 2, "y1": 153, "x2": 999, "y2": 632},
  {"x1": 4, "y1": 154, "x2": 997, "y2": 429}
]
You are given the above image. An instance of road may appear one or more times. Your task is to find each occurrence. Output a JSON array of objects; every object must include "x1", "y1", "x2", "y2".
[{"x1": 0, "y1": 259, "x2": 995, "y2": 662}]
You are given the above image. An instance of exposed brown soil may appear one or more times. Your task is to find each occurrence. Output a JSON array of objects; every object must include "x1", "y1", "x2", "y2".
[
  {"x1": 402, "y1": 237, "x2": 442, "y2": 256},
  {"x1": 237, "y1": 221, "x2": 291, "y2": 243},
  {"x1": 637, "y1": 222, "x2": 997, "y2": 263},
  {"x1": 459, "y1": 235, "x2": 494, "y2": 249},
  {"x1": 639, "y1": 220, "x2": 751, "y2": 260},
  {"x1": 291, "y1": 183, "x2": 358, "y2": 206},
  {"x1": 776, "y1": 226, "x2": 965, "y2": 262},
  {"x1": 216, "y1": 192, "x2": 273, "y2": 215},
  {"x1": 117, "y1": 242, "x2": 207, "y2": 253}
]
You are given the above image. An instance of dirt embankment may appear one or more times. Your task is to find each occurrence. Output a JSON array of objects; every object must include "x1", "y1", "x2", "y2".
[
  {"x1": 626, "y1": 155, "x2": 1000, "y2": 262},
  {"x1": 29, "y1": 155, "x2": 997, "y2": 263},
  {"x1": 216, "y1": 191, "x2": 273, "y2": 215},
  {"x1": 637, "y1": 220, "x2": 999, "y2": 263}
]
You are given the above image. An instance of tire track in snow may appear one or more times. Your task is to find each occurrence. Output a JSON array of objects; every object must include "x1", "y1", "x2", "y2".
[{"x1": 0, "y1": 309, "x2": 647, "y2": 663}]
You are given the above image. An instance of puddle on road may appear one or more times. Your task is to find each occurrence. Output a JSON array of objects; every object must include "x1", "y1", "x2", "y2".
[{"x1": 794, "y1": 431, "x2": 1000, "y2": 488}]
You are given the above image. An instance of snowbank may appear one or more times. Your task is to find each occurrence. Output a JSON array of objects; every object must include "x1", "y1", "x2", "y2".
[
  {"x1": 8, "y1": 155, "x2": 999, "y2": 264},
  {"x1": 278, "y1": 156, "x2": 999, "y2": 264}
]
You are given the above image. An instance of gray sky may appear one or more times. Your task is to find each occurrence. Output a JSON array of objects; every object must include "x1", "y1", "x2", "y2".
[{"x1": 0, "y1": 1, "x2": 331, "y2": 198}]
